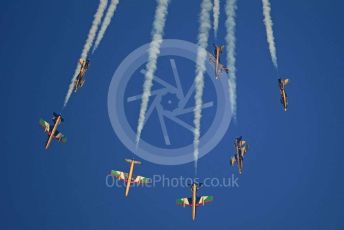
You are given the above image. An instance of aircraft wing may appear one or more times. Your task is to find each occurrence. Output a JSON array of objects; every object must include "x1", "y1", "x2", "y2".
[
  {"x1": 176, "y1": 197, "x2": 192, "y2": 206},
  {"x1": 39, "y1": 119, "x2": 50, "y2": 133},
  {"x1": 132, "y1": 175, "x2": 150, "y2": 184},
  {"x1": 208, "y1": 53, "x2": 216, "y2": 64},
  {"x1": 196, "y1": 195, "x2": 214, "y2": 205},
  {"x1": 230, "y1": 156, "x2": 237, "y2": 166},
  {"x1": 55, "y1": 131, "x2": 67, "y2": 144},
  {"x1": 111, "y1": 170, "x2": 128, "y2": 181}
]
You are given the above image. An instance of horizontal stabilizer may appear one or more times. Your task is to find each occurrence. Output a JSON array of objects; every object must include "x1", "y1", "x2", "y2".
[
  {"x1": 55, "y1": 132, "x2": 67, "y2": 143},
  {"x1": 53, "y1": 112, "x2": 64, "y2": 122},
  {"x1": 125, "y1": 159, "x2": 141, "y2": 165}
]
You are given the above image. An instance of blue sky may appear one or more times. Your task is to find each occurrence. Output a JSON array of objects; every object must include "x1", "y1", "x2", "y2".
[{"x1": 1, "y1": 0, "x2": 344, "y2": 229}]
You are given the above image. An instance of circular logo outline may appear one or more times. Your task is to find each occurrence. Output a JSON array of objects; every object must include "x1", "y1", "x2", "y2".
[{"x1": 108, "y1": 39, "x2": 232, "y2": 165}]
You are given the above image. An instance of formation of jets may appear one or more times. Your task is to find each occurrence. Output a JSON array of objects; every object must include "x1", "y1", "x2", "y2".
[
  {"x1": 177, "y1": 182, "x2": 213, "y2": 221},
  {"x1": 38, "y1": 58, "x2": 89, "y2": 149},
  {"x1": 208, "y1": 44, "x2": 230, "y2": 79},
  {"x1": 74, "y1": 59, "x2": 90, "y2": 92},
  {"x1": 38, "y1": 45, "x2": 289, "y2": 222}
]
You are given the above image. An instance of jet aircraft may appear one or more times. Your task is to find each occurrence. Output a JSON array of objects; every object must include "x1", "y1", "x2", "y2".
[
  {"x1": 278, "y1": 78, "x2": 289, "y2": 111},
  {"x1": 208, "y1": 44, "x2": 229, "y2": 79},
  {"x1": 230, "y1": 136, "x2": 249, "y2": 174},
  {"x1": 110, "y1": 159, "x2": 149, "y2": 197},
  {"x1": 74, "y1": 59, "x2": 90, "y2": 92},
  {"x1": 176, "y1": 182, "x2": 213, "y2": 221},
  {"x1": 39, "y1": 112, "x2": 67, "y2": 149}
]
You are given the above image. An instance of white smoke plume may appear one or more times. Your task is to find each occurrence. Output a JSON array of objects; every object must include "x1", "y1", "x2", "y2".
[
  {"x1": 193, "y1": 0, "x2": 213, "y2": 173},
  {"x1": 64, "y1": 0, "x2": 108, "y2": 107},
  {"x1": 213, "y1": 0, "x2": 220, "y2": 37},
  {"x1": 93, "y1": 0, "x2": 120, "y2": 53},
  {"x1": 136, "y1": 0, "x2": 170, "y2": 144},
  {"x1": 262, "y1": 0, "x2": 278, "y2": 68},
  {"x1": 225, "y1": 0, "x2": 237, "y2": 118}
]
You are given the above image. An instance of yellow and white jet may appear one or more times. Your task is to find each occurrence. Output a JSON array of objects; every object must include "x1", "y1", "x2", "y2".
[
  {"x1": 278, "y1": 78, "x2": 289, "y2": 111},
  {"x1": 110, "y1": 159, "x2": 149, "y2": 197},
  {"x1": 208, "y1": 44, "x2": 230, "y2": 79},
  {"x1": 230, "y1": 136, "x2": 249, "y2": 174},
  {"x1": 176, "y1": 182, "x2": 213, "y2": 221},
  {"x1": 73, "y1": 59, "x2": 90, "y2": 92}
]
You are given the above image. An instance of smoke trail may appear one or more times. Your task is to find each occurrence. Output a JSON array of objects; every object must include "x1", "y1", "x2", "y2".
[
  {"x1": 213, "y1": 0, "x2": 220, "y2": 37},
  {"x1": 262, "y1": 0, "x2": 278, "y2": 68},
  {"x1": 92, "y1": 0, "x2": 120, "y2": 53},
  {"x1": 136, "y1": 0, "x2": 170, "y2": 144},
  {"x1": 225, "y1": 0, "x2": 237, "y2": 118},
  {"x1": 193, "y1": 0, "x2": 213, "y2": 173},
  {"x1": 64, "y1": 0, "x2": 108, "y2": 107}
]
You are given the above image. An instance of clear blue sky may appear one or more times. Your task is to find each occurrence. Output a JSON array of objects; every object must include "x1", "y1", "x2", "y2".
[{"x1": 1, "y1": 0, "x2": 344, "y2": 229}]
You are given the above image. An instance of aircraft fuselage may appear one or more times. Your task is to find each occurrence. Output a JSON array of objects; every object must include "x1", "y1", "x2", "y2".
[
  {"x1": 45, "y1": 116, "x2": 61, "y2": 150},
  {"x1": 281, "y1": 89, "x2": 287, "y2": 111},
  {"x1": 74, "y1": 60, "x2": 89, "y2": 92},
  {"x1": 214, "y1": 47, "x2": 221, "y2": 78},
  {"x1": 125, "y1": 160, "x2": 135, "y2": 197},
  {"x1": 238, "y1": 155, "x2": 243, "y2": 174},
  {"x1": 278, "y1": 79, "x2": 288, "y2": 111},
  {"x1": 192, "y1": 183, "x2": 197, "y2": 221}
]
